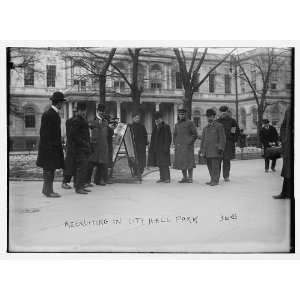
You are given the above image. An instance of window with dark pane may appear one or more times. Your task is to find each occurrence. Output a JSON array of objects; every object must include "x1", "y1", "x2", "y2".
[
  {"x1": 224, "y1": 74, "x2": 231, "y2": 94},
  {"x1": 47, "y1": 65, "x2": 56, "y2": 87},
  {"x1": 209, "y1": 73, "x2": 215, "y2": 93},
  {"x1": 175, "y1": 72, "x2": 182, "y2": 89},
  {"x1": 24, "y1": 64, "x2": 34, "y2": 86},
  {"x1": 24, "y1": 106, "x2": 35, "y2": 128}
]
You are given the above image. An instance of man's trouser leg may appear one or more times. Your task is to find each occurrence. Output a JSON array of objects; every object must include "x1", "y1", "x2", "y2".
[
  {"x1": 75, "y1": 154, "x2": 88, "y2": 191},
  {"x1": 188, "y1": 168, "x2": 193, "y2": 179},
  {"x1": 265, "y1": 159, "x2": 270, "y2": 170},
  {"x1": 282, "y1": 178, "x2": 291, "y2": 198},
  {"x1": 181, "y1": 169, "x2": 187, "y2": 179},
  {"x1": 86, "y1": 161, "x2": 95, "y2": 184},
  {"x1": 206, "y1": 158, "x2": 213, "y2": 181},
  {"x1": 42, "y1": 169, "x2": 55, "y2": 195},
  {"x1": 160, "y1": 165, "x2": 170, "y2": 181},
  {"x1": 271, "y1": 159, "x2": 277, "y2": 170},
  {"x1": 63, "y1": 175, "x2": 72, "y2": 184},
  {"x1": 223, "y1": 158, "x2": 231, "y2": 179},
  {"x1": 212, "y1": 158, "x2": 221, "y2": 183}
]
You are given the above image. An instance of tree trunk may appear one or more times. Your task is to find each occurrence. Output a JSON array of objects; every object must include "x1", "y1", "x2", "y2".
[
  {"x1": 257, "y1": 104, "x2": 264, "y2": 147},
  {"x1": 99, "y1": 74, "x2": 106, "y2": 104},
  {"x1": 131, "y1": 88, "x2": 141, "y2": 112},
  {"x1": 184, "y1": 89, "x2": 193, "y2": 119}
]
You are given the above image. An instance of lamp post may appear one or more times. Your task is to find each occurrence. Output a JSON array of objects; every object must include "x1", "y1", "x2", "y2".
[{"x1": 230, "y1": 55, "x2": 239, "y2": 125}]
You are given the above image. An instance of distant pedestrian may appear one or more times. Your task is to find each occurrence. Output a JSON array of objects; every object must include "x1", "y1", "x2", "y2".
[
  {"x1": 273, "y1": 106, "x2": 292, "y2": 199},
  {"x1": 69, "y1": 102, "x2": 91, "y2": 194},
  {"x1": 87, "y1": 104, "x2": 110, "y2": 186},
  {"x1": 200, "y1": 109, "x2": 226, "y2": 186},
  {"x1": 130, "y1": 111, "x2": 148, "y2": 180},
  {"x1": 217, "y1": 105, "x2": 240, "y2": 182},
  {"x1": 62, "y1": 106, "x2": 77, "y2": 189},
  {"x1": 36, "y1": 91, "x2": 66, "y2": 197},
  {"x1": 148, "y1": 112, "x2": 172, "y2": 183},
  {"x1": 173, "y1": 105, "x2": 198, "y2": 183},
  {"x1": 238, "y1": 129, "x2": 247, "y2": 159},
  {"x1": 260, "y1": 119, "x2": 279, "y2": 172}
]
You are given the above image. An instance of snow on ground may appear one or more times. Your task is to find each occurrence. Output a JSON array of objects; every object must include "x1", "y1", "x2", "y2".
[{"x1": 8, "y1": 158, "x2": 291, "y2": 253}]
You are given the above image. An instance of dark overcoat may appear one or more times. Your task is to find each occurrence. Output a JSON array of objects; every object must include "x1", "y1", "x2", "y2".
[
  {"x1": 69, "y1": 115, "x2": 91, "y2": 155},
  {"x1": 89, "y1": 118, "x2": 109, "y2": 164},
  {"x1": 130, "y1": 122, "x2": 148, "y2": 169},
  {"x1": 173, "y1": 119, "x2": 198, "y2": 169},
  {"x1": 280, "y1": 107, "x2": 292, "y2": 179},
  {"x1": 216, "y1": 116, "x2": 240, "y2": 160},
  {"x1": 200, "y1": 121, "x2": 226, "y2": 158},
  {"x1": 259, "y1": 125, "x2": 279, "y2": 157},
  {"x1": 36, "y1": 107, "x2": 64, "y2": 170},
  {"x1": 64, "y1": 116, "x2": 76, "y2": 176},
  {"x1": 107, "y1": 126, "x2": 114, "y2": 168},
  {"x1": 148, "y1": 122, "x2": 172, "y2": 167}
]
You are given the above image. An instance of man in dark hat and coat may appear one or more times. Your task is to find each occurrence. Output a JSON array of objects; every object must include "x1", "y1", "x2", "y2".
[
  {"x1": 62, "y1": 105, "x2": 77, "y2": 189},
  {"x1": 68, "y1": 102, "x2": 91, "y2": 194},
  {"x1": 260, "y1": 118, "x2": 279, "y2": 172},
  {"x1": 86, "y1": 103, "x2": 110, "y2": 186},
  {"x1": 173, "y1": 105, "x2": 198, "y2": 183},
  {"x1": 130, "y1": 111, "x2": 148, "y2": 179},
  {"x1": 273, "y1": 105, "x2": 293, "y2": 199},
  {"x1": 216, "y1": 105, "x2": 240, "y2": 182},
  {"x1": 36, "y1": 91, "x2": 66, "y2": 197},
  {"x1": 148, "y1": 111, "x2": 172, "y2": 183},
  {"x1": 200, "y1": 109, "x2": 226, "y2": 186}
]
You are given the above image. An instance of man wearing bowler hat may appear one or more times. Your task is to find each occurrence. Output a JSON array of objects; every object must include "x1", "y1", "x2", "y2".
[
  {"x1": 216, "y1": 105, "x2": 240, "y2": 182},
  {"x1": 36, "y1": 91, "x2": 66, "y2": 197}
]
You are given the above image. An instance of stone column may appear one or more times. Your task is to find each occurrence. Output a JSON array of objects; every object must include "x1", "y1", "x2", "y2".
[
  {"x1": 155, "y1": 102, "x2": 160, "y2": 111},
  {"x1": 164, "y1": 64, "x2": 168, "y2": 89},
  {"x1": 146, "y1": 64, "x2": 150, "y2": 88},
  {"x1": 68, "y1": 102, "x2": 72, "y2": 118},
  {"x1": 116, "y1": 101, "x2": 121, "y2": 119},
  {"x1": 173, "y1": 103, "x2": 178, "y2": 125}
]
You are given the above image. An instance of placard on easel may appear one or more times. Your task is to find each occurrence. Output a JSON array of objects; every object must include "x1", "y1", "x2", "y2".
[{"x1": 111, "y1": 123, "x2": 141, "y2": 182}]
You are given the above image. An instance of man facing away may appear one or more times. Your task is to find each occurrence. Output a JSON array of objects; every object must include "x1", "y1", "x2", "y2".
[
  {"x1": 130, "y1": 111, "x2": 148, "y2": 180},
  {"x1": 68, "y1": 102, "x2": 92, "y2": 194},
  {"x1": 148, "y1": 112, "x2": 172, "y2": 183},
  {"x1": 173, "y1": 105, "x2": 198, "y2": 183},
  {"x1": 200, "y1": 109, "x2": 226, "y2": 186},
  {"x1": 36, "y1": 91, "x2": 66, "y2": 197},
  {"x1": 260, "y1": 119, "x2": 279, "y2": 172},
  {"x1": 61, "y1": 106, "x2": 77, "y2": 189},
  {"x1": 216, "y1": 105, "x2": 240, "y2": 182}
]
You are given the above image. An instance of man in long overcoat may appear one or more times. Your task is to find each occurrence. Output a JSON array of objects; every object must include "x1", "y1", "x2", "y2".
[
  {"x1": 130, "y1": 111, "x2": 148, "y2": 179},
  {"x1": 259, "y1": 119, "x2": 279, "y2": 172},
  {"x1": 61, "y1": 106, "x2": 77, "y2": 189},
  {"x1": 273, "y1": 105, "x2": 293, "y2": 199},
  {"x1": 69, "y1": 102, "x2": 91, "y2": 194},
  {"x1": 216, "y1": 105, "x2": 240, "y2": 182},
  {"x1": 86, "y1": 104, "x2": 109, "y2": 186},
  {"x1": 36, "y1": 91, "x2": 66, "y2": 197},
  {"x1": 173, "y1": 106, "x2": 198, "y2": 183},
  {"x1": 148, "y1": 111, "x2": 172, "y2": 183},
  {"x1": 200, "y1": 109, "x2": 226, "y2": 186}
]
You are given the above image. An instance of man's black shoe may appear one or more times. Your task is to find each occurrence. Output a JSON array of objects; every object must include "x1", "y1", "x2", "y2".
[
  {"x1": 44, "y1": 192, "x2": 61, "y2": 198},
  {"x1": 83, "y1": 188, "x2": 91, "y2": 192},
  {"x1": 76, "y1": 189, "x2": 88, "y2": 194},
  {"x1": 273, "y1": 194, "x2": 289, "y2": 199}
]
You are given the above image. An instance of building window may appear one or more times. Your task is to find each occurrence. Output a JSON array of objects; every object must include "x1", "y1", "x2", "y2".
[
  {"x1": 240, "y1": 78, "x2": 245, "y2": 93},
  {"x1": 285, "y1": 70, "x2": 291, "y2": 90},
  {"x1": 74, "y1": 79, "x2": 86, "y2": 91},
  {"x1": 176, "y1": 72, "x2": 182, "y2": 89},
  {"x1": 251, "y1": 69, "x2": 256, "y2": 89},
  {"x1": 24, "y1": 64, "x2": 34, "y2": 86},
  {"x1": 150, "y1": 64, "x2": 162, "y2": 90},
  {"x1": 224, "y1": 74, "x2": 231, "y2": 94},
  {"x1": 209, "y1": 73, "x2": 215, "y2": 93},
  {"x1": 271, "y1": 83, "x2": 277, "y2": 90},
  {"x1": 240, "y1": 107, "x2": 246, "y2": 129},
  {"x1": 114, "y1": 80, "x2": 125, "y2": 90},
  {"x1": 286, "y1": 83, "x2": 292, "y2": 90},
  {"x1": 192, "y1": 110, "x2": 201, "y2": 128},
  {"x1": 251, "y1": 106, "x2": 258, "y2": 126},
  {"x1": 24, "y1": 106, "x2": 35, "y2": 128},
  {"x1": 47, "y1": 65, "x2": 56, "y2": 87},
  {"x1": 271, "y1": 69, "x2": 278, "y2": 82}
]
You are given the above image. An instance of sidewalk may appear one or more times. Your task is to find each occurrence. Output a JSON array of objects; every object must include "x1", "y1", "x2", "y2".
[{"x1": 8, "y1": 158, "x2": 291, "y2": 253}]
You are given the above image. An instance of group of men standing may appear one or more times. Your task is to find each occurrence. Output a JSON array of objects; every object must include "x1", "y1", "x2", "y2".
[
  {"x1": 37, "y1": 92, "x2": 115, "y2": 197},
  {"x1": 36, "y1": 91, "x2": 292, "y2": 200}
]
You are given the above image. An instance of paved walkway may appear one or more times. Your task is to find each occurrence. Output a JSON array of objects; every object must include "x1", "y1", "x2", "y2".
[{"x1": 8, "y1": 159, "x2": 291, "y2": 253}]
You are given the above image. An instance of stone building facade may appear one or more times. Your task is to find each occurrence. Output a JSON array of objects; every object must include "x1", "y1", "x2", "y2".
[{"x1": 8, "y1": 47, "x2": 292, "y2": 150}]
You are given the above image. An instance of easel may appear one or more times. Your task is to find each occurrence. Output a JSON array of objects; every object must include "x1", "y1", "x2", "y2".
[{"x1": 110, "y1": 123, "x2": 141, "y2": 183}]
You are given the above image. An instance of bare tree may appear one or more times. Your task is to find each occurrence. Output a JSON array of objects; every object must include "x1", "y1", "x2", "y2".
[
  {"x1": 236, "y1": 47, "x2": 290, "y2": 145},
  {"x1": 62, "y1": 47, "x2": 116, "y2": 104},
  {"x1": 173, "y1": 48, "x2": 236, "y2": 118},
  {"x1": 110, "y1": 48, "x2": 143, "y2": 111}
]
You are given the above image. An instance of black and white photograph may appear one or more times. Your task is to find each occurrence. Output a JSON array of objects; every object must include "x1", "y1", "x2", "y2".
[{"x1": 7, "y1": 46, "x2": 294, "y2": 253}]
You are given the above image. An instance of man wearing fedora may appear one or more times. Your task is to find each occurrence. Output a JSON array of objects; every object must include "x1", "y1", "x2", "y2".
[
  {"x1": 216, "y1": 105, "x2": 240, "y2": 182},
  {"x1": 173, "y1": 105, "x2": 198, "y2": 183},
  {"x1": 200, "y1": 109, "x2": 226, "y2": 186},
  {"x1": 36, "y1": 91, "x2": 66, "y2": 197}
]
